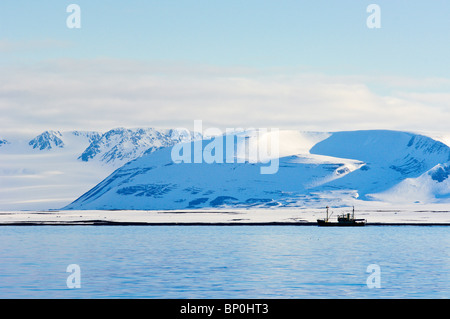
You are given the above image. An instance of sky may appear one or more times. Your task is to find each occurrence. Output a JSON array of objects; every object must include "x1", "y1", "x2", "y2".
[{"x1": 0, "y1": 0, "x2": 449, "y2": 134}]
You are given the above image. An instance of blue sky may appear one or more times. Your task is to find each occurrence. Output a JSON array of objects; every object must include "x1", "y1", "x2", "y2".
[{"x1": 0, "y1": 1, "x2": 449, "y2": 132}]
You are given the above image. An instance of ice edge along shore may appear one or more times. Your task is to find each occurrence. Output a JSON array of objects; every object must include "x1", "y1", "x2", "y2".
[{"x1": 1, "y1": 207, "x2": 449, "y2": 226}]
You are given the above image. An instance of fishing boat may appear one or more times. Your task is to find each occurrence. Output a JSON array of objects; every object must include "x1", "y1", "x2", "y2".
[{"x1": 317, "y1": 206, "x2": 366, "y2": 226}]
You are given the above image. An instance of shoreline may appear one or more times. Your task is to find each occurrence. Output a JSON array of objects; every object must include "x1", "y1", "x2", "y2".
[
  {"x1": 0, "y1": 206, "x2": 449, "y2": 226},
  {"x1": 0, "y1": 221, "x2": 448, "y2": 226}
]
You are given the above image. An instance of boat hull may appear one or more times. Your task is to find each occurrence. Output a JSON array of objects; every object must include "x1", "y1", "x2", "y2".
[{"x1": 317, "y1": 219, "x2": 366, "y2": 227}]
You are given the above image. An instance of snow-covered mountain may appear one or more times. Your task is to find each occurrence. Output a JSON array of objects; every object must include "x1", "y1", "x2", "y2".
[
  {"x1": 2, "y1": 128, "x2": 450, "y2": 211},
  {"x1": 28, "y1": 130, "x2": 66, "y2": 150},
  {"x1": 79, "y1": 127, "x2": 201, "y2": 167},
  {"x1": 0, "y1": 128, "x2": 201, "y2": 210},
  {"x1": 64, "y1": 129, "x2": 450, "y2": 210}
]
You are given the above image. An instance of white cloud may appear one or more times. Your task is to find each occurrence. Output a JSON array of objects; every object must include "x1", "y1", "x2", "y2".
[{"x1": 0, "y1": 58, "x2": 449, "y2": 134}]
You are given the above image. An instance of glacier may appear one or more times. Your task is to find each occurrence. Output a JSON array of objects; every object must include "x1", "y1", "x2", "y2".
[{"x1": 0, "y1": 127, "x2": 200, "y2": 210}]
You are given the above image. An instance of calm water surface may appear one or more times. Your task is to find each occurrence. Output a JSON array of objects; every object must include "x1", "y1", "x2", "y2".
[{"x1": 0, "y1": 226, "x2": 448, "y2": 298}]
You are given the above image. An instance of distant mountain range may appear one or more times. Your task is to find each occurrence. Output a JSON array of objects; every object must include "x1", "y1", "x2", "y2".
[
  {"x1": 2, "y1": 128, "x2": 450, "y2": 211},
  {"x1": 0, "y1": 127, "x2": 200, "y2": 210},
  {"x1": 79, "y1": 127, "x2": 202, "y2": 166},
  {"x1": 63, "y1": 129, "x2": 450, "y2": 210},
  {"x1": 2, "y1": 128, "x2": 199, "y2": 166}
]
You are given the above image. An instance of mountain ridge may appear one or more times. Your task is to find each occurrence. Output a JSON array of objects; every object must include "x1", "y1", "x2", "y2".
[{"x1": 63, "y1": 129, "x2": 450, "y2": 210}]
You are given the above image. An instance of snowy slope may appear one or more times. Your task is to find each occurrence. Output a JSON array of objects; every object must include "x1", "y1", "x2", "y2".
[
  {"x1": 309, "y1": 130, "x2": 450, "y2": 200},
  {"x1": 371, "y1": 163, "x2": 450, "y2": 203},
  {"x1": 64, "y1": 129, "x2": 450, "y2": 210}
]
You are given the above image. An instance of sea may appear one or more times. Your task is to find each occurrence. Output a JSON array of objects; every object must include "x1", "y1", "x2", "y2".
[{"x1": 0, "y1": 225, "x2": 448, "y2": 299}]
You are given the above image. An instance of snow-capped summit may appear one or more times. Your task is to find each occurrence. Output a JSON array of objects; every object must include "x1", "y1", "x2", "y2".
[
  {"x1": 78, "y1": 127, "x2": 201, "y2": 167},
  {"x1": 28, "y1": 131, "x2": 65, "y2": 150}
]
